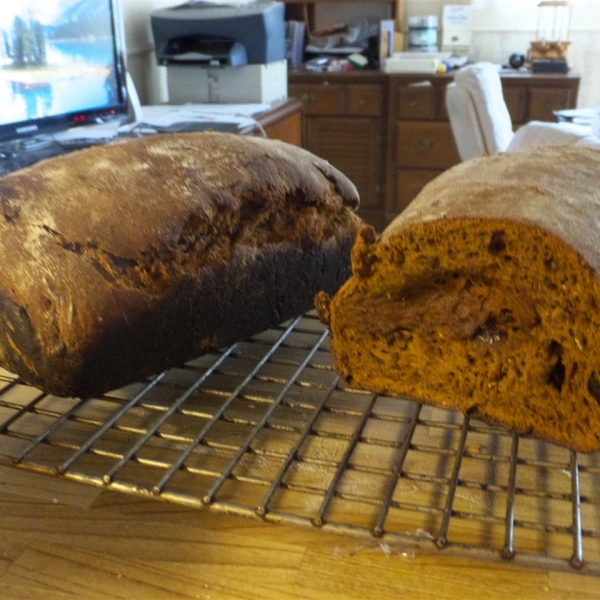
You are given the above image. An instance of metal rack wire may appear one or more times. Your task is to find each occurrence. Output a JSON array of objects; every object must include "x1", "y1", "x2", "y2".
[{"x1": 1, "y1": 312, "x2": 599, "y2": 575}]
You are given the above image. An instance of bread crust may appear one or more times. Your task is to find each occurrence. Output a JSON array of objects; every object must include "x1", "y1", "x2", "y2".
[
  {"x1": 0, "y1": 132, "x2": 362, "y2": 397},
  {"x1": 319, "y1": 146, "x2": 600, "y2": 452},
  {"x1": 385, "y1": 145, "x2": 600, "y2": 271}
]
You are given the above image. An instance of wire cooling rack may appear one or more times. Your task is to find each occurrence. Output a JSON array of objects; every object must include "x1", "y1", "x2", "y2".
[{"x1": 1, "y1": 312, "x2": 599, "y2": 575}]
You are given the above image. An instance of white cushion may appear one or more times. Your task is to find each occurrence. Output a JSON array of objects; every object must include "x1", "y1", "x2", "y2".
[
  {"x1": 507, "y1": 121, "x2": 591, "y2": 152},
  {"x1": 454, "y1": 62, "x2": 514, "y2": 154},
  {"x1": 446, "y1": 82, "x2": 487, "y2": 161}
]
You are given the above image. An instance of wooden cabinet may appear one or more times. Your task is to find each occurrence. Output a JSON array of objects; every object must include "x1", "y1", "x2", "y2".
[
  {"x1": 528, "y1": 87, "x2": 575, "y2": 121},
  {"x1": 290, "y1": 71, "x2": 580, "y2": 228},
  {"x1": 289, "y1": 72, "x2": 386, "y2": 227},
  {"x1": 386, "y1": 76, "x2": 460, "y2": 215},
  {"x1": 347, "y1": 84, "x2": 384, "y2": 116},
  {"x1": 387, "y1": 76, "x2": 459, "y2": 218},
  {"x1": 259, "y1": 98, "x2": 304, "y2": 146},
  {"x1": 305, "y1": 117, "x2": 383, "y2": 211},
  {"x1": 386, "y1": 72, "x2": 580, "y2": 218},
  {"x1": 395, "y1": 122, "x2": 458, "y2": 169},
  {"x1": 292, "y1": 83, "x2": 346, "y2": 115},
  {"x1": 501, "y1": 74, "x2": 580, "y2": 124},
  {"x1": 503, "y1": 87, "x2": 528, "y2": 123}
]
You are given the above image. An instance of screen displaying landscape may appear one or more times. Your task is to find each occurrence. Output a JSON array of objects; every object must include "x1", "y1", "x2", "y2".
[{"x1": 0, "y1": 0, "x2": 120, "y2": 126}]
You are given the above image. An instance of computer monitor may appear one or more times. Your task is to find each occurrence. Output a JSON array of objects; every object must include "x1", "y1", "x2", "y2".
[{"x1": 0, "y1": 0, "x2": 130, "y2": 143}]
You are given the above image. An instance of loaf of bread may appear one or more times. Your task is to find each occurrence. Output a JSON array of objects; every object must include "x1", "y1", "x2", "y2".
[
  {"x1": 0, "y1": 132, "x2": 362, "y2": 398},
  {"x1": 316, "y1": 145, "x2": 600, "y2": 452}
]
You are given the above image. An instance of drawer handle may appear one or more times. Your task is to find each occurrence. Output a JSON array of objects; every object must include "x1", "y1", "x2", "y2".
[
  {"x1": 415, "y1": 139, "x2": 436, "y2": 151},
  {"x1": 409, "y1": 100, "x2": 418, "y2": 108},
  {"x1": 301, "y1": 93, "x2": 315, "y2": 104}
]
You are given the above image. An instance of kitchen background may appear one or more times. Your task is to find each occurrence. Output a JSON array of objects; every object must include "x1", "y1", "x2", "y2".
[{"x1": 120, "y1": 0, "x2": 600, "y2": 110}]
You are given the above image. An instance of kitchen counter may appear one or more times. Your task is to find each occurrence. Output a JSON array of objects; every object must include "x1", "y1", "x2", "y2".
[{"x1": 0, "y1": 464, "x2": 597, "y2": 599}]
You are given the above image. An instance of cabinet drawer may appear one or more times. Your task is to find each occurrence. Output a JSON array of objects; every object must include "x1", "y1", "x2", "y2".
[
  {"x1": 503, "y1": 86, "x2": 527, "y2": 123},
  {"x1": 347, "y1": 84, "x2": 383, "y2": 117},
  {"x1": 395, "y1": 84, "x2": 436, "y2": 120},
  {"x1": 395, "y1": 168, "x2": 442, "y2": 213},
  {"x1": 289, "y1": 84, "x2": 345, "y2": 116},
  {"x1": 528, "y1": 87, "x2": 573, "y2": 121},
  {"x1": 396, "y1": 122, "x2": 460, "y2": 169}
]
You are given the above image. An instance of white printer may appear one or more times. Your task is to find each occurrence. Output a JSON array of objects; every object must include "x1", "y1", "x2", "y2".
[{"x1": 151, "y1": 1, "x2": 288, "y2": 105}]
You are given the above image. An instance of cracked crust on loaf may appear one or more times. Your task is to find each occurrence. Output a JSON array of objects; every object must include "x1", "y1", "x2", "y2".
[
  {"x1": 0, "y1": 132, "x2": 363, "y2": 397},
  {"x1": 317, "y1": 145, "x2": 600, "y2": 452}
]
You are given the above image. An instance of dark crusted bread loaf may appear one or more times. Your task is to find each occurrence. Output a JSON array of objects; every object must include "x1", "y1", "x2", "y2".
[
  {"x1": 0, "y1": 132, "x2": 362, "y2": 398},
  {"x1": 316, "y1": 145, "x2": 600, "y2": 452}
]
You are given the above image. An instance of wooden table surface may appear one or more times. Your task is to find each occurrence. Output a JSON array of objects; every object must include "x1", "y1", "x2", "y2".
[{"x1": 0, "y1": 464, "x2": 598, "y2": 600}]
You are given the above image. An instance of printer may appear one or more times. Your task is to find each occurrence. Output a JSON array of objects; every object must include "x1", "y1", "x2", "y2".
[{"x1": 151, "y1": 2, "x2": 288, "y2": 105}]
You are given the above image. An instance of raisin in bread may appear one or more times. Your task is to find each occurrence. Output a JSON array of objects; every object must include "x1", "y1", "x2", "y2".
[
  {"x1": 0, "y1": 132, "x2": 363, "y2": 398},
  {"x1": 316, "y1": 145, "x2": 600, "y2": 452}
]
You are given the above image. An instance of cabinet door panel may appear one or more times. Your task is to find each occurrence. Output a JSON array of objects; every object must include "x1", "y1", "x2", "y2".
[
  {"x1": 396, "y1": 122, "x2": 460, "y2": 169},
  {"x1": 264, "y1": 111, "x2": 303, "y2": 147},
  {"x1": 306, "y1": 117, "x2": 383, "y2": 210},
  {"x1": 395, "y1": 168, "x2": 442, "y2": 213},
  {"x1": 528, "y1": 87, "x2": 572, "y2": 122},
  {"x1": 288, "y1": 84, "x2": 345, "y2": 115},
  {"x1": 347, "y1": 84, "x2": 383, "y2": 117},
  {"x1": 503, "y1": 86, "x2": 527, "y2": 124}
]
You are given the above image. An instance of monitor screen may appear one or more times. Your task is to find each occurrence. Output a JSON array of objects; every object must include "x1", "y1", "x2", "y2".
[{"x1": 0, "y1": 0, "x2": 129, "y2": 142}]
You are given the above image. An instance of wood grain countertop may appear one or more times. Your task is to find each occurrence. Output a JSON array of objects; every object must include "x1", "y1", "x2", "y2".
[{"x1": 0, "y1": 464, "x2": 598, "y2": 600}]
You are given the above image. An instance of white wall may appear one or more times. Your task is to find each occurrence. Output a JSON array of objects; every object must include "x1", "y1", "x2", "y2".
[
  {"x1": 407, "y1": 0, "x2": 600, "y2": 107},
  {"x1": 119, "y1": 0, "x2": 180, "y2": 104},
  {"x1": 119, "y1": 0, "x2": 600, "y2": 108}
]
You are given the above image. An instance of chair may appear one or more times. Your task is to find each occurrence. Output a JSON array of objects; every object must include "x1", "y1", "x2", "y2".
[
  {"x1": 446, "y1": 62, "x2": 591, "y2": 161},
  {"x1": 446, "y1": 62, "x2": 514, "y2": 161}
]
